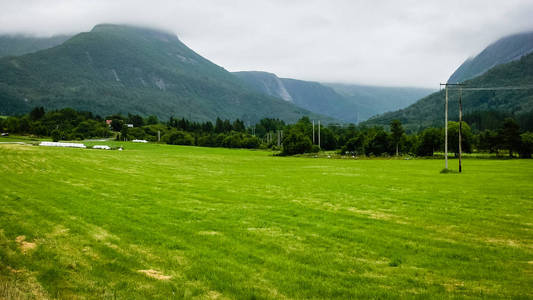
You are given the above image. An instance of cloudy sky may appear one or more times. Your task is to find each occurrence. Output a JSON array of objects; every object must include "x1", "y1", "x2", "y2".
[{"x1": 1, "y1": 0, "x2": 532, "y2": 87}]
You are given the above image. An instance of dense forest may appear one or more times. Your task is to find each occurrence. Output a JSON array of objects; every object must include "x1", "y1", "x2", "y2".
[{"x1": 1, "y1": 107, "x2": 532, "y2": 158}]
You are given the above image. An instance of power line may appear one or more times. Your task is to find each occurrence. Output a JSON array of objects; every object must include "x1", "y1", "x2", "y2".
[
  {"x1": 440, "y1": 84, "x2": 533, "y2": 91},
  {"x1": 439, "y1": 82, "x2": 533, "y2": 172}
]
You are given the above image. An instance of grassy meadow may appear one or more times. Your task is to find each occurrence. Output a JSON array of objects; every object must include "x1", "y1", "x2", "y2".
[{"x1": 0, "y1": 142, "x2": 532, "y2": 299}]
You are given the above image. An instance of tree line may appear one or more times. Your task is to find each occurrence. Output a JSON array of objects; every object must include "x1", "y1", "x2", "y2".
[{"x1": 1, "y1": 107, "x2": 532, "y2": 158}]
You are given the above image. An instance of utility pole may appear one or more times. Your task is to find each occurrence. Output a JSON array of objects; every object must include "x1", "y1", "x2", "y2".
[
  {"x1": 440, "y1": 83, "x2": 465, "y2": 171},
  {"x1": 318, "y1": 120, "x2": 321, "y2": 149},
  {"x1": 445, "y1": 85, "x2": 448, "y2": 170},
  {"x1": 458, "y1": 87, "x2": 463, "y2": 173},
  {"x1": 312, "y1": 120, "x2": 315, "y2": 144}
]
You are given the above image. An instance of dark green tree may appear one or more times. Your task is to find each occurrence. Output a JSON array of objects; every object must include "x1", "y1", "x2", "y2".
[
  {"x1": 215, "y1": 118, "x2": 224, "y2": 133},
  {"x1": 29, "y1": 107, "x2": 45, "y2": 121},
  {"x1": 342, "y1": 133, "x2": 365, "y2": 155},
  {"x1": 416, "y1": 128, "x2": 442, "y2": 156},
  {"x1": 232, "y1": 119, "x2": 245, "y2": 132},
  {"x1": 120, "y1": 125, "x2": 129, "y2": 141},
  {"x1": 478, "y1": 130, "x2": 501, "y2": 153},
  {"x1": 51, "y1": 129, "x2": 61, "y2": 142},
  {"x1": 519, "y1": 132, "x2": 533, "y2": 158},
  {"x1": 127, "y1": 114, "x2": 144, "y2": 127},
  {"x1": 165, "y1": 131, "x2": 194, "y2": 145},
  {"x1": 500, "y1": 118, "x2": 521, "y2": 157},
  {"x1": 146, "y1": 115, "x2": 159, "y2": 125},
  {"x1": 448, "y1": 121, "x2": 473, "y2": 155},
  {"x1": 390, "y1": 120, "x2": 404, "y2": 156},
  {"x1": 367, "y1": 130, "x2": 390, "y2": 156},
  {"x1": 110, "y1": 119, "x2": 123, "y2": 131},
  {"x1": 281, "y1": 130, "x2": 312, "y2": 155}
]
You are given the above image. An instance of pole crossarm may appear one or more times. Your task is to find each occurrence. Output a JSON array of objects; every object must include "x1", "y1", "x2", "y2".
[{"x1": 440, "y1": 83, "x2": 533, "y2": 91}]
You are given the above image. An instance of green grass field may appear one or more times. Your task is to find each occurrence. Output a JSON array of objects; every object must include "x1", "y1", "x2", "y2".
[{"x1": 1, "y1": 143, "x2": 532, "y2": 299}]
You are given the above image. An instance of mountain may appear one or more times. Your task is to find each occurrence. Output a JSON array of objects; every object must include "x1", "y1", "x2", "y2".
[
  {"x1": 234, "y1": 71, "x2": 434, "y2": 123},
  {"x1": 0, "y1": 34, "x2": 72, "y2": 57},
  {"x1": 448, "y1": 31, "x2": 533, "y2": 84},
  {"x1": 232, "y1": 71, "x2": 294, "y2": 102},
  {"x1": 0, "y1": 24, "x2": 324, "y2": 123},
  {"x1": 365, "y1": 52, "x2": 533, "y2": 132},
  {"x1": 234, "y1": 71, "x2": 365, "y2": 123},
  {"x1": 323, "y1": 83, "x2": 435, "y2": 119}
]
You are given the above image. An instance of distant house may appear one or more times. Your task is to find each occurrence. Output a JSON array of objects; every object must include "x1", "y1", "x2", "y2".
[
  {"x1": 126, "y1": 124, "x2": 134, "y2": 128},
  {"x1": 105, "y1": 120, "x2": 112, "y2": 125}
]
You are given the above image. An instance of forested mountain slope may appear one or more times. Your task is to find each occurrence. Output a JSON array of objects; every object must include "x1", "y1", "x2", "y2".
[
  {"x1": 0, "y1": 34, "x2": 71, "y2": 57},
  {"x1": 0, "y1": 24, "x2": 322, "y2": 123},
  {"x1": 448, "y1": 31, "x2": 533, "y2": 84},
  {"x1": 234, "y1": 71, "x2": 433, "y2": 123},
  {"x1": 365, "y1": 52, "x2": 533, "y2": 132}
]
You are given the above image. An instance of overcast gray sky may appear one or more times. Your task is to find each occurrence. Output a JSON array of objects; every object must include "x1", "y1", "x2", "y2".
[{"x1": 1, "y1": 0, "x2": 532, "y2": 88}]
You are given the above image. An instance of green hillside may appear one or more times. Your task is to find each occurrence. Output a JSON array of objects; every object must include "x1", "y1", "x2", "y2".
[
  {"x1": 279, "y1": 78, "x2": 364, "y2": 122},
  {"x1": 0, "y1": 24, "x2": 321, "y2": 123},
  {"x1": 365, "y1": 52, "x2": 533, "y2": 132},
  {"x1": 234, "y1": 71, "x2": 434, "y2": 123},
  {"x1": 0, "y1": 34, "x2": 71, "y2": 58},
  {"x1": 324, "y1": 83, "x2": 435, "y2": 120},
  {"x1": 448, "y1": 31, "x2": 533, "y2": 84},
  {"x1": 233, "y1": 71, "x2": 294, "y2": 102}
]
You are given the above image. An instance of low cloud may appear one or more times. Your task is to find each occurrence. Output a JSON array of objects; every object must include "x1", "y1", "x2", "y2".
[{"x1": 1, "y1": 0, "x2": 532, "y2": 87}]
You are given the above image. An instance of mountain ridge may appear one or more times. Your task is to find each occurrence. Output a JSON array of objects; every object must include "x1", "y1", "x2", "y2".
[
  {"x1": 448, "y1": 31, "x2": 533, "y2": 83},
  {"x1": 365, "y1": 52, "x2": 533, "y2": 132},
  {"x1": 234, "y1": 71, "x2": 434, "y2": 123},
  {"x1": 0, "y1": 34, "x2": 72, "y2": 58},
  {"x1": 0, "y1": 24, "x2": 328, "y2": 123}
]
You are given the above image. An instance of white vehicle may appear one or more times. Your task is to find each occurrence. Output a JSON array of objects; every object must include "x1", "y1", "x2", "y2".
[{"x1": 132, "y1": 139, "x2": 148, "y2": 143}]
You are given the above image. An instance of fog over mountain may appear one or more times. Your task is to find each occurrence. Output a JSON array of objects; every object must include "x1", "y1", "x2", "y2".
[
  {"x1": 448, "y1": 31, "x2": 533, "y2": 84},
  {"x1": 1, "y1": 0, "x2": 533, "y2": 88}
]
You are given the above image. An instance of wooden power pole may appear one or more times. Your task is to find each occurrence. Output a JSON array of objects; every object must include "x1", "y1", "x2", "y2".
[
  {"x1": 318, "y1": 120, "x2": 321, "y2": 149},
  {"x1": 445, "y1": 85, "x2": 448, "y2": 169},
  {"x1": 440, "y1": 83, "x2": 465, "y2": 171},
  {"x1": 458, "y1": 87, "x2": 463, "y2": 173},
  {"x1": 312, "y1": 120, "x2": 315, "y2": 144}
]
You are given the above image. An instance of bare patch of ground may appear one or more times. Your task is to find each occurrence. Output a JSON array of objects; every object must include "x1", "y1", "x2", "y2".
[
  {"x1": 197, "y1": 231, "x2": 220, "y2": 236},
  {"x1": 16, "y1": 235, "x2": 36, "y2": 253},
  {"x1": 206, "y1": 290, "x2": 223, "y2": 299},
  {"x1": 347, "y1": 208, "x2": 409, "y2": 224},
  {"x1": 138, "y1": 269, "x2": 172, "y2": 280}
]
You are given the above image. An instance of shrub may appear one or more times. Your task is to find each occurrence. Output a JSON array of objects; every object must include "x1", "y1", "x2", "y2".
[
  {"x1": 51, "y1": 129, "x2": 61, "y2": 142},
  {"x1": 281, "y1": 131, "x2": 312, "y2": 155},
  {"x1": 165, "y1": 131, "x2": 194, "y2": 145}
]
